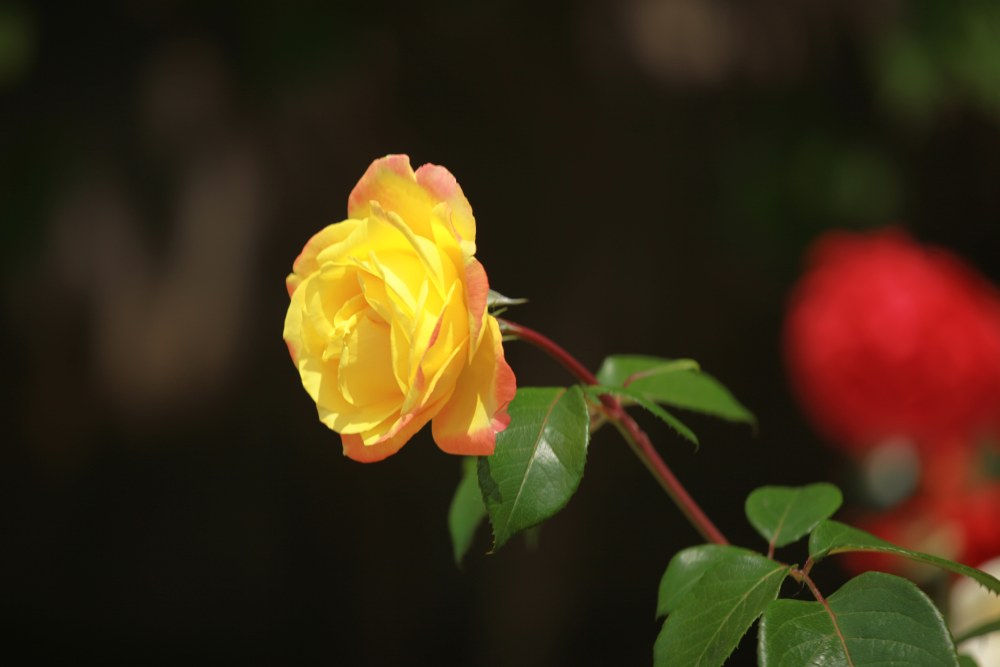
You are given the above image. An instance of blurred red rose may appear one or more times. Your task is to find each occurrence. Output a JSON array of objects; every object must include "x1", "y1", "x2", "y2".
[{"x1": 784, "y1": 229, "x2": 1000, "y2": 455}]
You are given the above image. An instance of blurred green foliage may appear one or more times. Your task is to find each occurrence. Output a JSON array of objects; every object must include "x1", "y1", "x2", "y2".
[
  {"x1": 875, "y1": 0, "x2": 1000, "y2": 123},
  {"x1": 0, "y1": 3, "x2": 35, "y2": 89}
]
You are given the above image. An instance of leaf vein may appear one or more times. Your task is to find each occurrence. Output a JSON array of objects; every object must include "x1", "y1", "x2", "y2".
[
  {"x1": 690, "y1": 564, "x2": 787, "y2": 664},
  {"x1": 500, "y1": 388, "x2": 567, "y2": 539}
]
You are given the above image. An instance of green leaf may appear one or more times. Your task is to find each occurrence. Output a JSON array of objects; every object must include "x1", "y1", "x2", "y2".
[
  {"x1": 597, "y1": 355, "x2": 701, "y2": 385},
  {"x1": 758, "y1": 571, "x2": 960, "y2": 666},
  {"x1": 809, "y1": 520, "x2": 1000, "y2": 595},
  {"x1": 448, "y1": 456, "x2": 486, "y2": 565},
  {"x1": 954, "y1": 616, "x2": 1000, "y2": 645},
  {"x1": 958, "y1": 655, "x2": 979, "y2": 667},
  {"x1": 586, "y1": 384, "x2": 698, "y2": 447},
  {"x1": 477, "y1": 386, "x2": 589, "y2": 551},
  {"x1": 657, "y1": 544, "x2": 730, "y2": 618},
  {"x1": 596, "y1": 355, "x2": 755, "y2": 424},
  {"x1": 745, "y1": 483, "x2": 843, "y2": 549},
  {"x1": 654, "y1": 546, "x2": 789, "y2": 667}
]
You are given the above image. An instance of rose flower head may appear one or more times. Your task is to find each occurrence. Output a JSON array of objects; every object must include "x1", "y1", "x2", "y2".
[
  {"x1": 784, "y1": 229, "x2": 1000, "y2": 455},
  {"x1": 283, "y1": 155, "x2": 516, "y2": 462}
]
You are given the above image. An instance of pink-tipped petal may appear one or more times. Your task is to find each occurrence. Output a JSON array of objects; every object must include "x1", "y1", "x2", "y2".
[
  {"x1": 341, "y1": 432, "x2": 407, "y2": 463},
  {"x1": 464, "y1": 259, "x2": 489, "y2": 356},
  {"x1": 347, "y1": 155, "x2": 436, "y2": 239},
  {"x1": 431, "y1": 316, "x2": 516, "y2": 456},
  {"x1": 347, "y1": 155, "x2": 412, "y2": 212},
  {"x1": 415, "y1": 163, "x2": 476, "y2": 244},
  {"x1": 341, "y1": 412, "x2": 420, "y2": 463},
  {"x1": 340, "y1": 392, "x2": 449, "y2": 463},
  {"x1": 291, "y1": 221, "x2": 358, "y2": 283},
  {"x1": 347, "y1": 156, "x2": 477, "y2": 247}
]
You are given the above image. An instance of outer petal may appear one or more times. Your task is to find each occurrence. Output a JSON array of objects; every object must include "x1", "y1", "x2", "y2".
[
  {"x1": 341, "y1": 419, "x2": 417, "y2": 463},
  {"x1": 282, "y1": 278, "x2": 307, "y2": 363},
  {"x1": 431, "y1": 315, "x2": 516, "y2": 455},
  {"x1": 288, "y1": 220, "x2": 359, "y2": 296},
  {"x1": 414, "y1": 162, "x2": 476, "y2": 246},
  {"x1": 347, "y1": 155, "x2": 476, "y2": 248},
  {"x1": 341, "y1": 417, "x2": 410, "y2": 463},
  {"x1": 463, "y1": 259, "x2": 489, "y2": 361},
  {"x1": 341, "y1": 394, "x2": 447, "y2": 463},
  {"x1": 347, "y1": 155, "x2": 436, "y2": 239}
]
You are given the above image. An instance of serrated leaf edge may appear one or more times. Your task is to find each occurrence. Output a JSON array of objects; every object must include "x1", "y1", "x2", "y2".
[
  {"x1": 809, "y1": 520, "x2": 1000, "y2": 596},
  {"x1": 585, "y1": 384, "x2": 699, "y2": 446}
]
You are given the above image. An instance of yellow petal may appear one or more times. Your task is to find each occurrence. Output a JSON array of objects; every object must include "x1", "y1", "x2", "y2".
[
  {"x1": 286, "y1": 274, "x2": 342, "y2": 362},
  {"x1": 347, "y1": 155, "x2": 476, "y2": 246},
  {"x1": 431, "y1": 316, "x2": 516, "y2": 455},
  {"x1": 314, "y1": 355, "x2": 399, "y2": 434},
  {"x1": 347, "y1": 155, "x2": 437, "y2": 239},
  {"x1": 282, "y1": 276, "x2": 308, "y2": 364},
  {"x1": 368, "y1": 201, "x2": 447, "y2": 295},
  {"x1": 414, "y1": 162, "x2": 477, "y2": 246},
  {"x1": 463, "y1": 259, "x2": 490, "y2": 362},
  {"x1": 289, "y1": 219, "x2": 360, "y2": 295},
  {"x1": 341, "y1": 393, "x2": 449, "y2": 462},
  {"x1": 337, "y1": 312, "x2": 401, "y2": 407},
  {"x1": 430, "y1": 202, "x2": 474, "y2": 267}
]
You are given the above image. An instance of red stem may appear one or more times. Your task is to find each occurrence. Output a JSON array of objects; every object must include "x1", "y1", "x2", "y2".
[
  {"x1": 498, "y1": 318, "x2": 729, "y2": 546},
  {"x1": 798, "y1": 570, "x2": 853, "y2": 666}
]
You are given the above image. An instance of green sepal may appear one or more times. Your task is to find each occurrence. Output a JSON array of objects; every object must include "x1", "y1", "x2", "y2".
[{"x1": 487, "y1": 289, "x2": 527, "y2": 315}]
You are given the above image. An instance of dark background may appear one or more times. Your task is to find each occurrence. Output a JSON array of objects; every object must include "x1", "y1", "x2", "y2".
[{"x1": 3, "y1": 1, "x2": 1000, "y2": 664}]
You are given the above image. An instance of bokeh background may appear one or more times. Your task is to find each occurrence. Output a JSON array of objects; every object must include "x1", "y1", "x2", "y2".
[{"x1": 4, "y1": 1, "x2": 1000, "y2": 664}]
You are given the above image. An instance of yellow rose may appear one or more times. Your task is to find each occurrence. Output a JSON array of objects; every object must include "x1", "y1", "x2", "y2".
[{"x1": 283, "y1": 155, "x2": 516, "y2": 462}]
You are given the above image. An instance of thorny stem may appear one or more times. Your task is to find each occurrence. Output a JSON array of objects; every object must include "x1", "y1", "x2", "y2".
[{"x1": 498, "y1": 318, "x2": 729, "y2": 546}]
